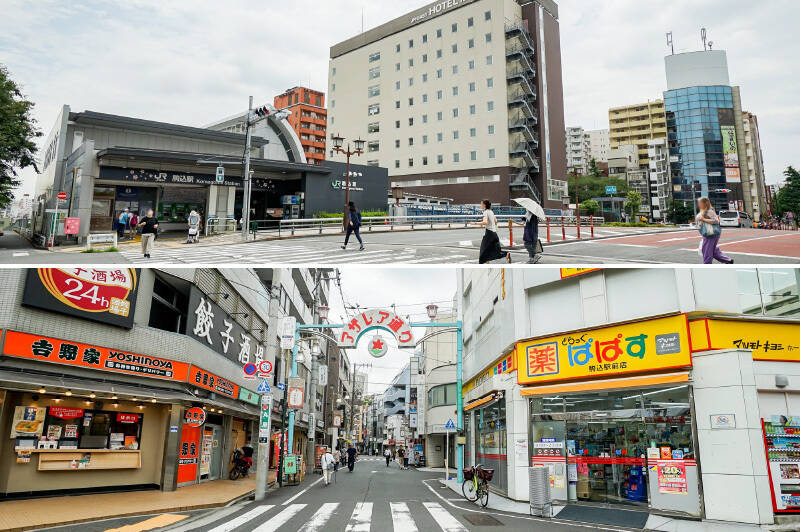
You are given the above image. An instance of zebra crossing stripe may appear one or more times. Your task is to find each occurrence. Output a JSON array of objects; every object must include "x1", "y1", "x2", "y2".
[
  {"x1": 423, "y1": 502, "x2": 468, "y2": 532},
  {"x1": 345, "y1": 502, "x2": 373, "y2": 532},
  {"x1": 208, "y1": 505, "x2": 274, "y2": 532},
  {"x1": 390, "y1": 502, "x2": 418, "y2": 531},
  {"x1": 251, "y1": 503, "x2": 306, "y2": 532},
  {"x1": 299, "y1": 503, "x2": 339, "y2": 532}
]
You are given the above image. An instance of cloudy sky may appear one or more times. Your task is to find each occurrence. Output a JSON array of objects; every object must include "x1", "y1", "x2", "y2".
[
  {"x1": 2, "y1": 0, "x2": 797, "y2": 197},
  {"x1": 326, "y1": 268, "x2": 457, "y2": 395}
]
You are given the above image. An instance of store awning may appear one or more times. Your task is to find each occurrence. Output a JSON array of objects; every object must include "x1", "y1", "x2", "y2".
[
  {"x1": 464, "y1": 392, "x2": 500, "y2": 412},
  {"x1": 519, "y1": 372, "x2": 690, "y2": 397}
]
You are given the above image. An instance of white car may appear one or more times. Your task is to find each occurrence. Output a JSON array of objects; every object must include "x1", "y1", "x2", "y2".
[{"x1": 719, "y1": 210, "x2": 751, "y2": 228}]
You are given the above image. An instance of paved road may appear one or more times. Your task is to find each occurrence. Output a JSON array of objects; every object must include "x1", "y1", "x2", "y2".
[{"x1": 0, "y1": 232, "x2": 122, "y2": 264}]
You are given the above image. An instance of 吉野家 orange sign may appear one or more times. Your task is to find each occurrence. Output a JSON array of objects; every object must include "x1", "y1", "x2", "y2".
[{"x1": 516, "y1": 314, "x2": 692, "y2": 385}]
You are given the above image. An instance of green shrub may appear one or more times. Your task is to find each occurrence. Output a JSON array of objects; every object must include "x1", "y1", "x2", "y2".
[{"x1": 313, "y1": 211, "x2": 388, "y2": 219}]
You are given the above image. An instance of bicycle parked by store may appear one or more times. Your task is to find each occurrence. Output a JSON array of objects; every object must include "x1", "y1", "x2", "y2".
[{"x1": 462, "y1": 464, "x2": 493, "y2": 507}]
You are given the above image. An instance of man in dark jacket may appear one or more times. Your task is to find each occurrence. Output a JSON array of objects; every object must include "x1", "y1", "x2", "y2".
[
  {"x1": 342, "y1": 202, "x2": 364, "y2": 251},
  {"x1": 522, "y1": 212, "x2": 541, "y2": 264}
]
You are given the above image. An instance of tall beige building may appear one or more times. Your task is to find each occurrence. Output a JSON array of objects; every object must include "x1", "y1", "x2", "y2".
[
  {"x1": 608, "y1": 100, "x2": 667, "y2": 169},
  {"x1": 742, "y1": 111, "x2": 768, "y2": 220}
]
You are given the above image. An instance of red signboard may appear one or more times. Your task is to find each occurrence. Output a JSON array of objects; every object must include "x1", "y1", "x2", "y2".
[
  {"x1": 189, "y1": 366, "x2": 239, "y2": 399},
  {"x1": 49, "y1": 407, "x2": 84, "y2": 419},
  {"x1": 184, "y1": 407, "x2": 206, "y2": 427},
  {"x1": 57, "y1": 192, "x2": 68, "y2": 200},
  {"x1": 64, "y1": 217, "x2": 80, "y2": 235},
  {"x1": 177, "y1": 425, "x2": 200, "y2": 484},
  {"x1": 116, "y1": 413, "x2": 140, "y2": 424},
  {"x1": 3, "y1": 330, "x2": 190, "y2": 382}
]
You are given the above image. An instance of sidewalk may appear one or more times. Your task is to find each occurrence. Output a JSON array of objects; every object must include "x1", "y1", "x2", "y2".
[
  {"x1": 0, "y1": 478, "x2": 255, "y2": 532},
  {"x1": 440, "y1": 477, "x2": 780, "y2": 532}
]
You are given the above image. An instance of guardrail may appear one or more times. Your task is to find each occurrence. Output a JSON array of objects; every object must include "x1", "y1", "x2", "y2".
[{"x1": 204, "y1": 217, "x2": 238, "y2": 236}]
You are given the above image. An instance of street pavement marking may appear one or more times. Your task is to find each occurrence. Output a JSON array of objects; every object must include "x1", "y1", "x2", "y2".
[
  {"x1": 423, "y1": 502, "x2": 468, "y2": 532},
  {"x1": 716, "y1": 233, "x2": 796, "y2": 247},
  {"x1": 252, "y1": 503, "x2": 306, "y2": 532},
  {"x1": 207, "y1": 505, "x2": 274, "y2": 532},
  {"x1": 299, "y1": 503, "x2": 339, "y2": 532},
  {"x1": 459, "y1": 240, "x2": 473, "y2": 247},
  {"x1": 390, "y1": 502, "x2": 418, "y2": 531},
  {"x1": 345, "y1": 502, "x2": 373, "y2": 532},
  {"x1": 405, "y1": 255, "x2": 468, "y2": 263},
  {"x1": 281, "y1": 477, "x2": 323, "y2": 505},
  {"x1": 12, "y1": 252, "x2": 29, "y2": 257},
  {"x1": 104, "y1": 513, "x2": 188, "y2": 532}
]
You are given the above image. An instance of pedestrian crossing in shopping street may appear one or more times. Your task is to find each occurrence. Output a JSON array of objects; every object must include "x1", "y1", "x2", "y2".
[
  {"x1": 205, "y1": 500, "x2": 469, "y2": 532},
  {"x1": 119, "y1": 240, "x2": 470, "y2": 265}
]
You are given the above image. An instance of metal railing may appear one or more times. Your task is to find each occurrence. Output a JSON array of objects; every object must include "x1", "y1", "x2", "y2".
[{"x1": 204, "y1": 217, "x2": 238, "y2": 236}]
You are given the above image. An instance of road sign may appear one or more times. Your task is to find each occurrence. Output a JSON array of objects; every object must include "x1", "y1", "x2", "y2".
[
  {"x1": 277, "y1": 382, "x2": 286, "y2": 391},
  {"x1": 216, "y1": 166, "x2": 224, "y2": 183},
  {"x1": 243, "y1": 362, "x2": 257, "y2": 379},
  {"x1": 258, "y1": 360, "x2": 273, "y2": 376},
  {"x1": 605, "y1": 186, "x2": 617, "y2": 195},
  {"x1": 257, "y1": 379, "x2": 271, "y2": 394},
  {"x1": 280, "y1": 317, "x2": 296, "y2": 349},
  {"x1": 57, "y1": 192, "x2": 68, "y2": 201},
  {"x1": 444, "y1": 419, "x2": 456, "y2": 430},
  {"x1": 64, "y1": 217, "x2": 80, "y2": 235},
  {"x1": 259, "y1": 394, "x2": 272, "y2": 439}
]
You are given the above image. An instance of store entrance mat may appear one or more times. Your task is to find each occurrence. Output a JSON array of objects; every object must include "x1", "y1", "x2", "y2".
[{"x1": 555, "y1": 504, "x2": 649, "y2": 529}]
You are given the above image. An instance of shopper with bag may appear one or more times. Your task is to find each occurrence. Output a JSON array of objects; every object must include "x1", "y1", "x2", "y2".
[
  {"x1": 187, "y1": 210, "x2": 201, "y2": 244},
  {"x1": 696, "y1": 197, "x2": 734, "y2": 265}
]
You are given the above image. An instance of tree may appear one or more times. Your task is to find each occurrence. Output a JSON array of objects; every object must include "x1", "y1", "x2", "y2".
[
  {"x1": 665, "y1": 198, "x2": 695, "y2": 225},
  {"x1": 580, "y1": 199, "x2": 600, "y2": 216},
  {"x1": 589, "y1": 158, "x2": 602, "y2": 178},
  {"x1": 0, "y1": 65, "x2": 41, "y2": 209},
  {"x1": 571, "y1": 175, "x2": 629, "y2": 204},
  {"x1": 624, "y1": 189, "x2": 643, "y2": 221},
  {"x1": 774, "y1": 166, "x2": 800, "y2": 218}
]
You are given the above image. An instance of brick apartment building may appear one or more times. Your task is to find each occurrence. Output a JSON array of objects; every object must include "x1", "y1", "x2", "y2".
[{"x1": 274, "y1": 87, "x2": 327, "y2": 165}]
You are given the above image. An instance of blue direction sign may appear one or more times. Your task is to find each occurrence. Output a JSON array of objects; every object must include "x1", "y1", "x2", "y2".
[
  {"x1": 277, "y1": 382, "x2": 286, "y2": 391},
  {"x1": 605, "y1": 185, "x2": 617, "y2": 194},
  {"x1": 257, "y1": 379, "x2": 271, "y2": 394},
  {"x1": 445, "y1": 419, "x2": 456, "y2": 430}
]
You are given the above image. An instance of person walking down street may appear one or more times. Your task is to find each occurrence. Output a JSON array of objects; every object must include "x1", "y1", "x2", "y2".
[
  {"x1": 514, "y1": 211, "x2": 542, "y2": 264},
  {"x1": 342, "y1": 201, "x2": 365, "y2": 250},
  {"x1": 187, "y1": 209, "x2": 201, "y2": 244},
  {"x1": 137, "y1": 209, "x2": 159, "y2": 259},
  {"x1": 128, "y1": 211, "x2": 139, "y2": 239},
  {"x1": 347, "y1": 443, "x2": 357, "y2": 472},
  {"x1": 384, "y1": 447, "x2": 391, "y2": 467},
  {"x1": 397, "y1": 447, "x2": 405, "y2": 470},
  {"x1": 117, "y1": 208, "x2": 129, "y2": 240},
  {"x1": 403, "y1": 447, "x2": 409, "y2": 470},
  {"x1": 472, "y1": 199, "x2": 511, "y2": 264},
  {"x1": 696, "y1": 197, "x2": 734, "y2": 265},
  {"x1": 333, "y1": 446, "x2": 342, "y2": 472},
  {"x1": 321, "y1": 449, "x2": 336, "y2": 486}
]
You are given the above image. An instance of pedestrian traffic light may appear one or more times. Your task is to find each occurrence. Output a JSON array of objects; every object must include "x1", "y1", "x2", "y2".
[{"x1": 254, "y1": 106, "x2": 271, "y2": 118}]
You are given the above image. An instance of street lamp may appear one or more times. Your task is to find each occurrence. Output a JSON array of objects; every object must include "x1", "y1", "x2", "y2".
[
  {"x1": 331, "y1": 134, "x2": 365, "y2": 231},
  {"x1": 426, "y1": 304, "x2": 439, "y2": 320},
  {"x1": 317, "y1": 304, "x2": 329, "y2": 321}
]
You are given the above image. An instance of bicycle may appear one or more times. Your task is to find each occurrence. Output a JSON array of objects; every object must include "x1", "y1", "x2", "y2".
[{"x1": 462, "y1": 464, "x2": 493, "y2": 507}]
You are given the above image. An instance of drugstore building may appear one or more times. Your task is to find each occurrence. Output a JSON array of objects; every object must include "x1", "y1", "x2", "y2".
[{"x1": 459, "y1": 267, "x2": 800, "y2": 525}]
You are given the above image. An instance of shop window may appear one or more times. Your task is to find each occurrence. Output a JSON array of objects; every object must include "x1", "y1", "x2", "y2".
[
  {"x1": 42, "y1": 406, "x2": 143, "y2": 450},
  {"x1": 149, "y1": 272, "x2": 189, "y2": 334},
  {"x1": 738, "y1": 268, "x2": 800, "y2": 317}
]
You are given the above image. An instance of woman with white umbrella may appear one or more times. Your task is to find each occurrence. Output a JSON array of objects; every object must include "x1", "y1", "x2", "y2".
[{"x1": 512, "y1": 198, "x2": 545, "y2": 264}]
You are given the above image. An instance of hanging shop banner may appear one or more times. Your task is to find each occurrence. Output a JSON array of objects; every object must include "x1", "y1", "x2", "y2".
[
  {"x1": 186, "y1": 286, "x2": 266, "y2": 367},
  {"x1": 22, "y1": 268, "x2": 139, "y2": 328},
  {"x1": 238, "y1": 387, "x2": 260, "y2": 406},
  {"x1": 287, "y1": 377, "x2": 305, "y2": 410},
  {"x1": 656, "y1": 460, "x2": 688, "y2": 494},
  {"x1": 189, "y1": 366, "x2": 239, "y2": 399},
  {"x1": 689, "y1": 319, "x2": 800, "y2": 361},
  {"x1": 516, "y1": 314, "x2": 691, "y2": 385},
  {"x1": 463, "y1": 351, "x2": 515, "y2": 394},
  {"x1": 185, "y1": 407, "x2": 207, "y2": 427},
  {"x1": 337, "y1": 309, "x2": 414, "y2": 348},
  {"x1": 10, "y1": 406, "x2": 46, "y2": 438},
  {"x1": 3, "y1": 330, "x2": 190, "y2": 382},
  {"x1": 177, "y1": 424, "x2": 201, "y2": 484},
  {"x1": 718, "y1": 108, "x2": 741, "y2": 183},
  {"x1": 279, "y1": 317, "x2": 296, "y2": 350},
  {"x1": 117, "y1": 413, "x2": 140, "y2": 424},
  {"x1": 560, "y1": 268, "x2": 600, "y2": 279},
  {"x1": 49, "y1": 407, "x2": 84, "y2": 420}
]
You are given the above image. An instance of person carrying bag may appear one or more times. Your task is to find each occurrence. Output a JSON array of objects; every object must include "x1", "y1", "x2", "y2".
[{"x1": 696, "y1": 197, "x2": 733, "y2": 265}]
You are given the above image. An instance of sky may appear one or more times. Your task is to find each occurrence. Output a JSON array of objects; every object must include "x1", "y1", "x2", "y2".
[
  {"x1": 2, "y1": 0, "x2": 798, "y2": 199},
  {"x1": 326, "y1": 268, "x2": 457, "y2": 395}
]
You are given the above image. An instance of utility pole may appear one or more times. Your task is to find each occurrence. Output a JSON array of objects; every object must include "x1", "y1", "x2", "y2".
[
  {"x1": 306, "y1": 270, "x2": 322, "y2": 472},
  {"x1": 241, "y1": 96, "x2": 253, "y2": 241},
  {"x1": 350, "y1": 362, "x2": 371, "y2": 449}
]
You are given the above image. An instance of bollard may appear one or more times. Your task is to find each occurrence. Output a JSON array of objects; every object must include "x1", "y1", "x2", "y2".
[
  {"x1": 561, "y1": 217, "x2": 566, "y2": 241},
  {"x1": 546, "y1": 217, "x2": 551, "y2": 243},
  {"x1": 508, "y1": 219, "x2": 514, "y2": 247},
  {"x1": 590, "y1": 216, "x2": 594, "y2": 238},
  {"x1": 577, "y1": 216, "x2": 581, "y2": 240}
]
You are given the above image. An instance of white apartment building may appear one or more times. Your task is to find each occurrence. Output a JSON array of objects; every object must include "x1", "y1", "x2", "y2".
[
  {"x1": 586, "y1": 128, "x2": 609, "y2": 163},
  {"x1": 743, "y1": 112, "x2": 768, "y2": 220},
  {"x1": 328, "y1": 0, "x2": 568, "y2": 209},
  {"x1": 648, "y1": 137, "x2": 671, "y2": 221},
  {"x1": 565, "y1": 126, "x2": 590, "y2": 175}
]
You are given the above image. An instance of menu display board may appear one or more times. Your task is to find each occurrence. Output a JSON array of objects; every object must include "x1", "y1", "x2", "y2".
[{"x1": 764, "y1": 415, "x2": 800, "y2": 511}]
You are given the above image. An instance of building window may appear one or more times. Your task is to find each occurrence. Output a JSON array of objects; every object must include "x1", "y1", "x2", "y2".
[
  {"x1": 395, "y1": 139, "x2": 400, "y2": 148},
  {"x1": 368, "y1": 122, "x2": 380, "y2": 133},
  {"x1": 422, "y1": 114, "x2": 428, "y2": 123},
  {"x1": 437, "y1": 132, "x2": 443, "y2": 142},
  {"x1": 395, "y1": 81, "x2": 401, "y2": 90},
  {"x1": 487, "y1": 77, "x2": 494, "y2": 88},
  {"x1": 423, "y1": 156, "x2": 428, "y2": 165},
  {"x1": 452, "y1": 108, "x2": 459, "y2": 118},
  {"x1": 452, "y1": 86, "x2": 458, "y2": 96},
  {"x1": 368, "y1": 67, "x2": 380, "y2": 79},
  {"x1": 428, "y1": 383, "x2": 457, "y2": 407},
  {"x1": 332, "y1": 67, "x2": 336, "y2": 76},
  {"x1": 452, "y1": 44, "x2": 458, "y2": 53},
  {"x1": 468, "y1": 17, "x2": 474, "y2": 27},
  {"x1": 331, "y1": 100, "x2": 335, "y2": 108},
  {"x1": 396, "y1": 43, "x2": 401, "y2": 52},
  {"x1": 395, "y1": 160, "x2": 400, "y2": 168},
  {"x1": 369, "y1": 51, "x2": 381, "y2": 62},
  {"x1": 368, "y1": 85, "x2": 380, "y2": 97},
  {"x1": 422, "y1": 94, "x2": 428, "y2": 103},
  {"x1": 409, "y1": 39, "x2": 414, "y2": 48},
  {"x1": 468, "y1": 60, "x2": 475, "y2": 70},
  {"x1": 470, "y1": 127, "x2": 476, "y2": 137},
  {"x1": 422, "y1": 73, "x2": 428, "y2": 83},
  {"x1": 408, "y1": 118, "x2": 414, "y2": 126},
  {"x1": 487, "y1": 101, "x2": 494, "y2": 111},
  {"x1": 437, "y1": 111, "x2": 443, "y2": 121},
  {"x1": 409, "y1": 77, "x2": 414, "y2": 86},
  {"x1": 396, "y1": 100, "x2": 401, "y2": 109},
  {"x1": 489, "y1": 148, "x2": 496, "y2": 158},
  {"x1": 453, "y1": 153, "x2": 460, "y2": 163},
  {"x1": 436, "y1": 69, "x2": 443, "y2": 79},
  {"x1": 469, "y1": 81, "x2": 476, "y2": 91},
  {"x1": 485, "y1": 10, "x2": 491, "y2": 20},
  {"x1": 452, "y1": 65, "x2": 458, "y2": 74},
  {"x1": 737, "y1": 268, "x2": 800, "y2": 317},
  {"x1": 437, "y1": 90, "x2": 443, "y2": 100},
  {"x1": 488, "y1": 125, "x2": 495, "y2": 134},
  {"x1": 452, "y1": 23, "x2": 457, "y2": 33},
  {"x1": 408, "y1": 158, "x2": 414, "y2": 167},
  {"x1": 486, "y1": 55, "x2": 493, "y2": 65},
  {"x1": 436, "y1": 28, "x2": 442, "y2": 38},
  {"x1": 409, "y1": 97, "x2": 414, "y2": 106},
  {"x1": 437, "y1": 49, "x2": 443, "y2": 59},
  {"x1": 395, "y1": 120, "x2": 400, "y2": 128},
  {"x1": 368, "y1": 104, "x2": 380, "y2": 116},
  {"x1": 437, "y1": 154, "x2": 443, "y2": 164},
  {"x1": 485, "y1": 33, "x2": 492, "y2": 43},
  {"x1": 453, "y1": 130, "x2": 459, "y2": 140},
  {"x1": 423, "y1": 135, "x2": 428, "y2": 144},
  {"x1": 423, "y1": 34, "x2": 428, "y2": 43},
  {"x1": 367, "y1": 141, "x2": 380, "y2": 152},
  {"x1": 423, "y1": 54, "x2": 428, "y2": 63},
  {"x1": 396, "y1": 62, "x2": 400, "y2": 71},
  {"x1": 470, "y1": 151, "x2": 477, "y2": 161},
  {"x1": 469, "y1": 104, "x2": 476, "y2": 115},
  {"x1": 409, "y1": 59, "x2": 414, "y2": 67},
  {"x1": 468, "y1": 38, "x2": 474, "y2": 49},
  {"x1": 367, "y1": 160, "x2": 379, "y2": 167}
]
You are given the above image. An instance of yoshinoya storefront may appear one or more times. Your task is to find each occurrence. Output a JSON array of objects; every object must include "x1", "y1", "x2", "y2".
[
  {"x1": 462, "y1": 312, "x2": 800, "y2": 525},
  {"x1": 0, "y1": 268, "x2": 262, "y2": 498}
]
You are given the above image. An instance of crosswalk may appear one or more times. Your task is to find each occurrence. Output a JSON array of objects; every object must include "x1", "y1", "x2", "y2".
[
  {"x1": 206, "y1": 501, "x2": 468, "y2": 532},
  {"x1": 119, "y1": 241, "x2": 470, "y2": 265}
]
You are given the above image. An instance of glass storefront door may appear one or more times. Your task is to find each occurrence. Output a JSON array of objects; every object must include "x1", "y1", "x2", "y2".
[{"x1": 476, "y1": 398, "x2": 508, "y2": 494}]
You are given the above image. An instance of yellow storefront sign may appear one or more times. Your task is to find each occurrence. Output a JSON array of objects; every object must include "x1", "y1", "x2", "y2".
[
  {"x1": 516, "y1": 314, "x2": 692, "y2": 385},
  {"x1": 560, "y1": 268, "x2": 600, "y2": 279},
  {"x1": 689, "y1": 319, "x2": 800, "y2": 361},
  {"x1": 463, "y1": 350, "x2": 516, "y2": 394}
]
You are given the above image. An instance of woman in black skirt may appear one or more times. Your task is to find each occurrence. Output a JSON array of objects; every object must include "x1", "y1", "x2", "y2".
[{"x1": 472, "y1": 199, "x2": 511, "y2": 264}]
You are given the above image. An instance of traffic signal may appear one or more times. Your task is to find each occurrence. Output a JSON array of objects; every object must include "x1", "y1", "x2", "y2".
[{"x1": 253, "y1": 106, "x2": 271, "y2": 118}]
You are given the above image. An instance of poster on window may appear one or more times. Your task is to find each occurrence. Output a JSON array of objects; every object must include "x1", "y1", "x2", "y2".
[
  {"x1": 22, "y1": 268, "x2": 139, "y2": 328},
  {"x1": 10, "y1": 406, "x2": 46, "y2": 438},
  {"x1": 657, "y1": 461, "x2": 688, "y2": 494}
]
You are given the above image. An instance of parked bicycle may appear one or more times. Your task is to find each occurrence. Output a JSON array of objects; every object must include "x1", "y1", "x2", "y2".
[{"x1": 462, "y1": 464, "x2": 493, "y2": 507}]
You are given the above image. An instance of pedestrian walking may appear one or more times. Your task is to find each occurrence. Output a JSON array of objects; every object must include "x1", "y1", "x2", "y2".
[
  {"x1": 321, "y1": 449, "x2": 336, "y2": 486},
  {"x1": 397, "y1": 447, "x2": 405, "y2": 470},
  {"x1": 333, "y1": 446, "x2": 342, "y2": 474},
  {"x1": 403, "y1": 447, "x2": 409, "y2": 470},
  {"x1": 128, "y1": 211, "x2": 139, "y2": 239},
  {"x1": 472, "y1": 199, "x2": 511, "y2": 264},
  {"x1": 696, "y1": 197, "x2": 734, "y2": 265},
  {"x1": 137, "y1": 209, "x2": 159, "y2": 259},
  {"x1": 384, "y1": 447, "x2": 391, "y2": 467},
  {"x1": 347, "y1": 443, "x2": 357, "y2": 472},
  {"x1": 117, "y1": 208, "x2": 129, "y2": 240},
  {"x1": 514, "y1": 211, "x2": 542, "y2": 263},
  {"x1": 342, "y1": 201, "x2": 365, "y2": 250},
  {"x1": 187, "y1": 209, "x2": 201, "y2": 244}
]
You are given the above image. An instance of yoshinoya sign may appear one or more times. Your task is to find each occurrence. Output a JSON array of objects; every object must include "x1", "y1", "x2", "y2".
[
  {"x1": 22, "y1": 268, "x2": 139, "y2": 328},
  {"x1": 410, "y1": 0, "x2": 476, "y2": 24},
  {"x1": 186, "y1": 286, "x2": 267, "y2": 367},
  {"x1": 98, "y1": 167, "x2": 277, "y2": 190}
]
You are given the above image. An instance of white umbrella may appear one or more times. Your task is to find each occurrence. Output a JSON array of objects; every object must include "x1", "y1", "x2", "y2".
[{"x1": 513, "y1": 197, "x2": 546, "y2": 220}]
